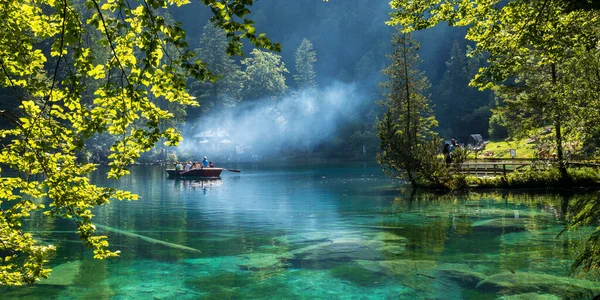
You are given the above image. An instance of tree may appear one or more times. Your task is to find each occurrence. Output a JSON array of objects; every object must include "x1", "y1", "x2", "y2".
[
  {"x1": 563, "y1": 0, "x2": 600, "y2": 12},
  {"x1": 433, "y1": 41, "x2": 491, "y2": 141},
  {"x1": 388, "y1": 0, "x2": 600, "y2": 181},
  {"x1": 293, "y1": 38, "x2": 317, "y2": 91},
  {"x1": 189, "y1": 21, "x2": 245, "y2": 118},
  {"x1": 566, "y1": 193, "x2": 600, "y2": 274},
  {"x1": 488, "y1": 114, "x2": 509, "y2": 140},
  {"x1": 242, "y1": 49, "x2": 289, "y2": 100},
  {"x1": 0, "y1": 0, "x2": 278, "y2": 286},
  {"x1": 376, "y1": 30, "x2": 441, "y2": 188},
  {"x1": 388, "y1": 0, "x2": 600, "y2": 273},
  {"x1": 557, "y1": 44, "x2": 600, "y2": 155}
]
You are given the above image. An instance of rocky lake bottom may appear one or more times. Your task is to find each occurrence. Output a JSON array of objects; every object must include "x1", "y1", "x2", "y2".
[{"x1": 2, "y1": 163, "x2": 599, "y2": 299}]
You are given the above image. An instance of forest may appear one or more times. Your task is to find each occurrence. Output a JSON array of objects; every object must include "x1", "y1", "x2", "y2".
[
  {"x1": 1, "y1": 0, "x2": 600, "y2": 289},
  {"x1": 0, "y1": 0, "x2": 492, "y2": 163},
  {"x1": 160, "y1": 0, "x2": 495, "y2": 161}
]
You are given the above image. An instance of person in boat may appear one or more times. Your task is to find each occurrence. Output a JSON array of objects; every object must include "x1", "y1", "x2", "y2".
[
  {"x1": 185, "y1": 161, "x2": 192, "y2": 171},
  {"x1": 175, "y1": 161, "x2": 183, "y2": 171},
  {"x1": 202, "y1": 157, "x2": 209, "y2": 167},
  {"x1": 209, "y1": 161, "x2": 215, "y2": 168}
]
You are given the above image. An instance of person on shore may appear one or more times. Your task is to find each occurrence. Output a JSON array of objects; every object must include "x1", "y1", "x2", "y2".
[
  {"x1": 443, "y1": 143, "x2": 452, "y2": 166},
  {"x1": 450, "y1": 139, "x2": 457, "y2": 152},
  {"x1": 209, "y1": 161, "x2": 215, "y2": 168},
  {"x1": 202, "y1": 157, "x2": 209, "y2": 167}
]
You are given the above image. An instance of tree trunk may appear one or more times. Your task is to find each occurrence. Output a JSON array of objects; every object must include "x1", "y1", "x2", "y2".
[
  {"x1": 407, "y1": 169, "x2": 417, "y2": 188},
  {"x1": 402, "y1": 33, "x2": 419, "y2": 188},
  {"x1": 551, "y1": 63, "x2": 569, "y2": 181},
  {"x1": 403, "y1": 34, "x2": 413, "y2": 166}
]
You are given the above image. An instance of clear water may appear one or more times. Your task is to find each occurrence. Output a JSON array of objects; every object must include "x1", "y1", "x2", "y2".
[{"x1": 3, "y1": 162, "x2": 600, "y2": 299}]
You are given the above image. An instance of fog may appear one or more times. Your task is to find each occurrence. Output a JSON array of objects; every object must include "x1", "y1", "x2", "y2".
[
  {"x1": 178, "y1": 82, "x2": 367, "y2": 159},
  {"x1": 166, "y1": 0, "x2": 475, "y2": 161}
]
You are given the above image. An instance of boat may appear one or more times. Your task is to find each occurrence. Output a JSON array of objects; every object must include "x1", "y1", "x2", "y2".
[{"x1": 166, "y1": 168, "x2": 223, "y2": 179}]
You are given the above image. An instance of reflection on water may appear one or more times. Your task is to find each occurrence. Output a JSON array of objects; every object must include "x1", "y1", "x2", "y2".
[
  {"x1": 3, "y1": 163, "x2": 600, "y2": 299},
  {"x1": 173, "y1": 178, "x2": 224, "y2": 196}
]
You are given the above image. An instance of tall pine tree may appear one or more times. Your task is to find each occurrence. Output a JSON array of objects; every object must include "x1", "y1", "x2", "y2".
[
  {"x1": 293, "y1": 38, "x2": 317, "y2": 91},
  {"x1": 190, "y1": 21, "x2": 245, "y2": 117},
  {"x1": 434, "y1": 40, "x2": 491, "y2": 141},
  {"x1": 377, "y1": 30, "x2": 441, "y2": 187}
]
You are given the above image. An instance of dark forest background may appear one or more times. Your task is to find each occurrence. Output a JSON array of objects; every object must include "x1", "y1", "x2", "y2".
[{"x1": 0, "y1": 0, "x2": 494, "y2": 162}]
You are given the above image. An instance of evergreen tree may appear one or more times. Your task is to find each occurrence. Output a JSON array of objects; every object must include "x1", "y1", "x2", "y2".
[
  {"x1": 293, "y1": 38, "x2": 317, "y2": 91},
  {"x1": 191, "y1": 21, "x2": 244, "y2": 117},
  {"x1": 377, "y1": 30, "x2": 441, "y2": 188},
  {"x1": 434, "y1": 41, "x2": 491, "y2": 141}
]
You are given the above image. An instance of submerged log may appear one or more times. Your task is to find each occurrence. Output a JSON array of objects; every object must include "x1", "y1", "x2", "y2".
[{"x1": 95, "y1": 224, "x2": 201, "y2": 254}]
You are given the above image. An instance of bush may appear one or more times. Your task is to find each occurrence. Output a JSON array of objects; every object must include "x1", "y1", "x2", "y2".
[
  {"x1": 568, "y1": 167, "x2": 600, "y2": 185},
  {"x1": 459, "y1": 166, "x2": 600, "y2": 189},
  {"x1": 465, "y1": 175, "x2": 506, "y2": 188},
  {"x1": 488, "y1": 114, "x2": 509, "y2": 140}
]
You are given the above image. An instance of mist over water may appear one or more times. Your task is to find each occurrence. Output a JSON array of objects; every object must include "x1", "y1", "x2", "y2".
[
  {"x1": 178, "y1": 82, "x2": 367, "y2": 160},
  {"x1": 166, "y1": 0, "x2": 472, "y2": 162}
]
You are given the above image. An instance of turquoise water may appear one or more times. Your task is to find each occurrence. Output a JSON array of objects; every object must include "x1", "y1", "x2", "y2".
[{"x1": 3, "y1": 162, "x2": 600, "y2": 299}]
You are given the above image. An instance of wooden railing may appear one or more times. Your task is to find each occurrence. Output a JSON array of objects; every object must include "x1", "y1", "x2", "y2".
[
  {"x1": 451, "y1": 159, "x2": 600, "y2": 177},
  {"x1": 452, "y1": 161, "x2": 531, "y2": 176}
]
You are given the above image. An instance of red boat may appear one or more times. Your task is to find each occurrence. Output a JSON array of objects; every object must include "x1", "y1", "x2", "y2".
[{"x1": 166, "y1": 168, "x2": 223, "y2": 178}]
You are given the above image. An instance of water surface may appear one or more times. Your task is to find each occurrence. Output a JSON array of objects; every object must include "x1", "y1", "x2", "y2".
[{"x1": 4, "y1": 162, "x2": 600, "y2": 299}]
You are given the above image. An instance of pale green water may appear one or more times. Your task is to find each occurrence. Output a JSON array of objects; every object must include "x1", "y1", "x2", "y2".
[{"x1": 3, "y1": 162, "x2": 600, "y2": 299}]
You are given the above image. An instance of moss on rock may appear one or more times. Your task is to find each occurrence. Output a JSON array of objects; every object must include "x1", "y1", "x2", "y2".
[
  {"x1": 290, "y1": 237, "x2": 405, "y2": 263},
  {"x1": 476, "y1": 272, "x2": 600, "y2": 299},
  {"x1": 370, "y1": 231, "x2": 409, "y2": 242},
  {"x1": 329, "y1": 263, "x2": 383, "y2": 286},
  {"x1": 437, "y1": 268, "x2": 487, "y2": 289},
  {"x1": 472, "y1": 218, "x2": 529, "y2": 231},
  {"x1": 355, "y1": 259, "x2": 437, "y2": 277},
  {"x1": 38, "y1": 261, "x2": 82, "y2": 286},
  {"x1": 237, "y1": 253, "x2": 291, "y2": 271},
  {"x1": 499, "y1": 293, "x2": 561, "y2": 300}
]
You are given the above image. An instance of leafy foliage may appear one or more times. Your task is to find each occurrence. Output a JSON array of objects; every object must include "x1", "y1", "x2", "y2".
[
  {"x1": 388, "y1": 1, "x2": 600, "y2": 273},
  {"x1": 567, "y1": 193, "x2": 600, "y2": 274},
  {"x1": 389, "y1": 0, "x2": 600, "y2": 181},
  {"x1": 242, "y1": 49, "x2": 289, "y2": 100},
  {"x1": 0, "y1": 0, "x2": 276, "y2": 286},
  {"x1": 464, "y1": 167, "x2": 600, "y2": 189},
  {"x1": 488, "y1": 114, "x2": 509, "y2": 140}
]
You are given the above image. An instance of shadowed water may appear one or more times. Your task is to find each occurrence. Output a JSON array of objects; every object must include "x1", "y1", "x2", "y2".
[{"x1": 3, "y1": 162, "x2": 600, "y2": 299}]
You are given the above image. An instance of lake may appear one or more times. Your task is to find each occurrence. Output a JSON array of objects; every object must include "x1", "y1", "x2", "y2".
[{"x1": 3, "y1": 162, "x2": 600, "y2": 299}]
